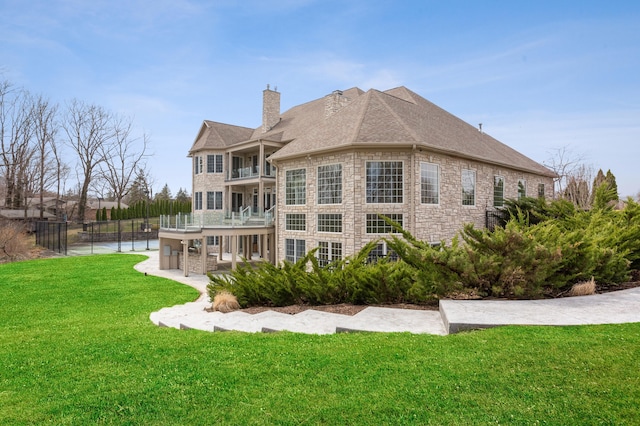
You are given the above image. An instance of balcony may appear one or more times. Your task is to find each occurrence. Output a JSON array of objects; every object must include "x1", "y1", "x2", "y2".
[
  {"x1": 160, "y1": 206, "x2": 275, "y2": 231},
  {"x1": 227, "y1": 165, "x2": 277, "y2": 181}
]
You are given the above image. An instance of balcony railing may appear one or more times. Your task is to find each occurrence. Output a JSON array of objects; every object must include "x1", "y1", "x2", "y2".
[
  {"x1": 160, "y1": 208, "x2": 275, "y2": 231},
  {"x1": 227, "y1": 165, "x2": 277, "y2": 180}
]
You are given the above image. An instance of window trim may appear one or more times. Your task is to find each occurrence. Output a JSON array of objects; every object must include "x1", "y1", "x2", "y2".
[
  {"x1": 493, "y1": 175, "x2": 505, "y2": 207},
  {"x1": 462, "y1": 169, "x2": 476, "y2": 207},
  {"x1": 420, "y1": 162, "x2": 440, "y2": 205},
  {"x1": 317, "y1": 213, "x2": 343, "y2": 233},
  {"x1": 285, "y1": 213, "x2": 306, "y2": 231},
  {"x1": 285, "y1": 168, "x2": 307, "y2": 205},
  {"x1": 365, "y1": 160, "x2": 404, "y2": 204},
  {"x1": 317, "y1": 163, "x2": 343, "y2": 205},
  {"x1": 365, "y1": 213, "x2": 403, "y2": 234},
  {"x1": 518, "y1": 179, "x2": 527, "y2": 200}
]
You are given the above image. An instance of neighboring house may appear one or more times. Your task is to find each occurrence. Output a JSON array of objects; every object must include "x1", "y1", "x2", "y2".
[{"x1": 158, "y1": 86, "x2": 555, "y2": 275}]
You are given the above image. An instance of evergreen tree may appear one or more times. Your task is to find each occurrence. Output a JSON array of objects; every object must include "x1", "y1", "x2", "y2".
[
  {"x1": 605, "y1": 170, "x2": 619, "y2": 201},
  {"x1": 155, "y1": 183, "x2": 172, "y2": 201},
  {"x1": 175, "y1": 187, "x2": 190, "y2": 203}
]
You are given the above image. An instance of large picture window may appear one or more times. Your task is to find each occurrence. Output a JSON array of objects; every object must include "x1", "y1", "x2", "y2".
[
  {"x1": 206, "y1": 191, "x2": 223, "y2": 210},
  {"x1": 366, "y1": 213, "x2": 403, "y2": 234},
  {"x1": 421, "y1": 162, "x2": 439, "y2": 204},
  {"x1": 493, "y1": 176, "x2": 505, "y2": 207},
  {"x1": 366, "y1": 161, "x2": 403, "y2": 203},
  {"x1": 317, "y1": 213, "x2": 342, "y2": 233},
  {"x1": 285, "y1": 239, "x2": 306, "y2": 262},
  {"x1": 317, "y1": 164, "x2": 342, "y2": 204},
  {"x1": 462, "y1": 169, "x2": 476, "y2": 206},
  {"x1": 285, "y1": 214, "x2": 306, "y2": 231},
  {"x1": 285, "y1": 169, "x2": 306, "y2": 205}
]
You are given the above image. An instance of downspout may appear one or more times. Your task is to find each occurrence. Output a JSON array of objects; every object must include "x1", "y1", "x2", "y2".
[{"x1": 411, "y1": 144, "x2": 416, "y2": 235}]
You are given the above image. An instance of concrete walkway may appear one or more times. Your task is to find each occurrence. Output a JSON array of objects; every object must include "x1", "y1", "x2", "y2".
[{"x1": 134, "y1": 251, "x2": 640, "y2": 335}]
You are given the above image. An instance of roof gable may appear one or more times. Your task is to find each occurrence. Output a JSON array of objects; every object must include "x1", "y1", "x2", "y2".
[{"x1": 188, "y1": 120, "x2": 254, "y2": 155}]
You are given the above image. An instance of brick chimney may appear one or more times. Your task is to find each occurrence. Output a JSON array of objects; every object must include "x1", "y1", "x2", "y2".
[
  {"x1": 324, "y1": 90, "x2": 350, "y2": 118},
  {"x1": 262, "y1": 84, "x2": 280, "y2": 133}
]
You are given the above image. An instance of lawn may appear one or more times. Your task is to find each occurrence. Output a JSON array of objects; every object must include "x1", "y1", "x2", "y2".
[{"x1": 1, "y1": 254, "x2": 639, "y2": 425}]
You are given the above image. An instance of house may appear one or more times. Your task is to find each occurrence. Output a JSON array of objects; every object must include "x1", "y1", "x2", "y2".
[{"x1": 158, "y1": 85, "x2": 555, "y2": 275}]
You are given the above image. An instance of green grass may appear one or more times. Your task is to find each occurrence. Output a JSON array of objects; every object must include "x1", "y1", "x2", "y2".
[{"x1": 1, "y1": 255, "x2": 639, "y2": 425}]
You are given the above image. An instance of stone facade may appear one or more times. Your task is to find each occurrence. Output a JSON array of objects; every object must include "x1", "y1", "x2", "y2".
[{"x1": 276, "y1": 147, "x2": 554, "y2": 263}]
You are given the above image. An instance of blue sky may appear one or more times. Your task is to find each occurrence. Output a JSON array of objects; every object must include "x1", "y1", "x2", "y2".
[{"x1": 1, "y1": 0, "x2": 639, "y2": 197}]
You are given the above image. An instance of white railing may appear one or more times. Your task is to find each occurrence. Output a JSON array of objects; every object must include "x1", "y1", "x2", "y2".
[{"x1": 160, "y1": 208, "x2": 276, "y2": 231}]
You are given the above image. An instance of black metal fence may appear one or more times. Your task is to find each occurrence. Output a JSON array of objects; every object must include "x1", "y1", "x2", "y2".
[
  {"x1": 35, "y1": 221, "x2": 68, "y2": 255},
  {"x1": 485, "y1": 209, "x2": 509, "y2": 232}
]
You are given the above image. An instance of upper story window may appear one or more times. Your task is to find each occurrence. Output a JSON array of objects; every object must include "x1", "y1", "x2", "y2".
[
  {"x1": 285, "y1": 213, "x2": 306, "y2": 231},
  {"x1": 285, "y1": 169, "x2": 306, "y2": 205},
  {"x1": 518, "y1": 179, "x2": 527, "y2": 199},
  {"x1": 317, "y1": 213, "x2": 342, "y2": 233},
  {"x1": 194, "y1": 192, "x2": 202, "y2": 210},
  {"x1": 207, "y1": 154, "x2": 223, "y2": 173},
  {"x1": 462, "y1": 169, "x2": 476, "y2": 206},
  {"x1": 493, "y1": 176, "x2": 505, "y2": 207},
  {"x1": 366, "y1": 161, "x2": 403, "y2": 203},
  {"x1": 317, "y1": 164, "x2": 342, "y2": 204},
  {"x1": 194, "y1": 156, "x2": 203, "y2": 175},
  {"x1": 420, "y1": 162, "x2": 439, "y2": 204}
]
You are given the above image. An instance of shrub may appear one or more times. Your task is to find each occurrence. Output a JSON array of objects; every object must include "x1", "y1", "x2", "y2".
[
  {"x1": 207, "y1": 242, "x2": 439, "y2": 307},
  {"x1": 0, "y1": 220, "x2": 30, "y2": 262},
  {"x1": 212, "y1": 291, "x2": 241, "y2": 312}
]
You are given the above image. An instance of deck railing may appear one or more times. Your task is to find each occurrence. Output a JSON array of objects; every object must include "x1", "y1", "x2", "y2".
[{"x1": 160, "y1": 209, "x2": 275, "y2": 231}]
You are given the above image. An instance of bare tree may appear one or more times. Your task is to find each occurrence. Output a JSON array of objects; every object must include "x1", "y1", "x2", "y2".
[
  {"x1": 31, "y1": 94, "x2": 63, "y2": 219},
  {"x1": 545, "y1": 145, "x2": 595, "y2": 207},
  {"x1": 96, "y1": 115, "x2": 149, "y2": 208},
  {"x1": 0, "y1": 82, "x2": 36, "y2": 210},
  {"x1": 543, "y1": 146, "x2": 588, "y2": 197},
  {"x1": 62, "y1": 99, "x2": 113, "y2": 221}
]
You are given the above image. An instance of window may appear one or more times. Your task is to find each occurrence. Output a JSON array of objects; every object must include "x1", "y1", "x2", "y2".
[
  {"x1": 317, "y1": 213, "x2": 342, "y2": 233},
  {"x1": 366, "y1": 161, "x2": 403, "y2": 203},
  {"x1": 194, "y1": 192, "x2": 202, "y2": 210},
  {"x1": 194, "y1": 156, "x2": 203, "y2": 175},
  {"x1": 206, "y1": 191, "x2": 223, "y2": 210},
  {"x1": 367, "y1": 242, "x2": 398, "y2": 263},
  {"x1": 285, "y1": 169, "x2": 306, "y2": 205},
  {"x1": 317, "y1": 164, "x2": 342, "y2": 204},
  {"x1": 462, "y1": 169, "x2": 476, "y2": 206},
  {"x1": 206, "y1": 236, "x2": 220, "y2": 245},
  {"x1": 518, "y1": 179, "x2": 527, "y2": 199},
  {"x1": 493, "y1": 176, "x2": 505, "y2": 207},
  {"x1": 207, "y1": 154, "x2": 223, "y2": 173},
  {"x1": 285, "y1": 238, "x2": 306, "y2": 263},
  {"x1": 366, "y1": 213, "x2": 403, "y2": 234},
  {"x1": 285, "y1": 214, "x2": 306, "y2": 231},
  {"x1": 318, "y1": 241, "x2": 343, "y2": 267},
  {"x1": 538, "y1": 183, "x2": 545, "y2": 198},
  {"x1": 421, "y1": 163, "x2": 439, "y2": 204}
]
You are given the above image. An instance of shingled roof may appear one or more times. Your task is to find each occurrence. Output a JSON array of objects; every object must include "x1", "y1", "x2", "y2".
[
  {"x1": 189, "y1": 121, "x2": 254, "y2": 155},
  {"x1": 269, "y1": 87, "x2": 554, "y2": 177},
  {"x1": 189, "y1": 86, "x2": 554, "y2": 178}
]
